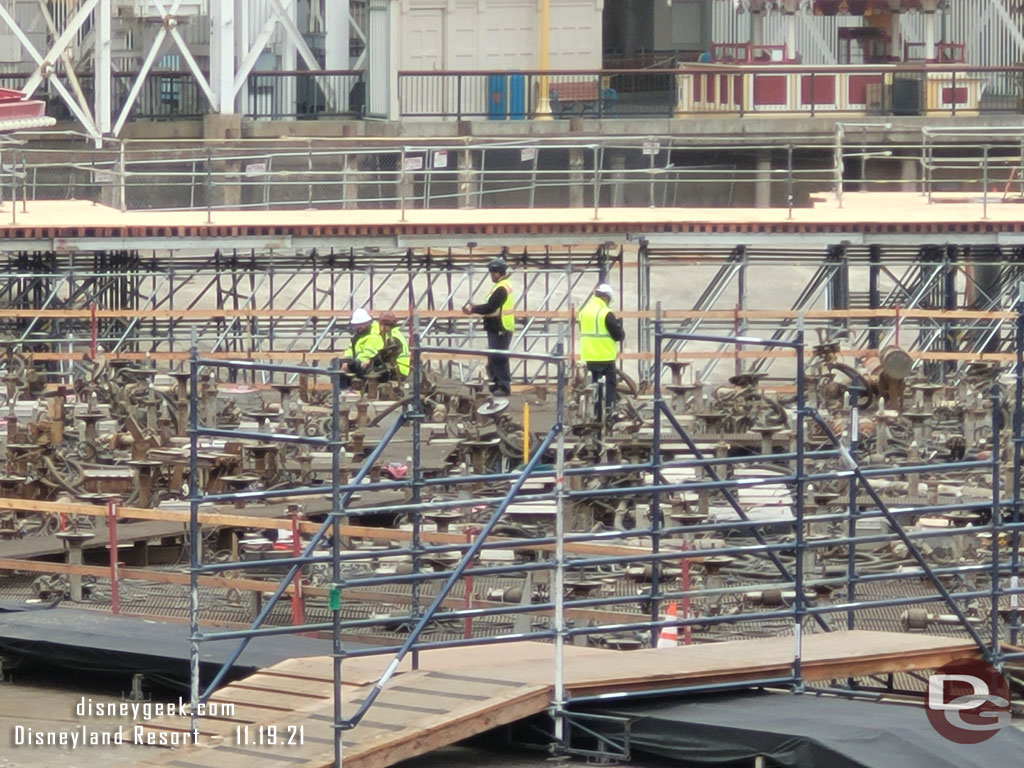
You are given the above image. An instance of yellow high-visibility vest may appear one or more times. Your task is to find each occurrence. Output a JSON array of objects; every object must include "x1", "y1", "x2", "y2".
[
  {"x1": 578, "y1": 295, "x2": 617, "y2": 363},
  {"x1": 385, "y1": 326, "x2": 411, "y2": 377},
  {"x1": 488, "y1": 278, "x2": 515, "y2": 333},
  {"x1": 351, "y1": 320, "x2": 384, "y2": 364}
]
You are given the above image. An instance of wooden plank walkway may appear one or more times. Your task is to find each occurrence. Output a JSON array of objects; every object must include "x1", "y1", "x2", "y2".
[
  {"x1": 0, "y1": 520, "x2": 185, "y2": 559},
  {"x1": 127, "y1": 630, "x2": 979, "y2": 768},
  {"x1": 2, "y1": 194, "x2": 1024, "y2": 242}
]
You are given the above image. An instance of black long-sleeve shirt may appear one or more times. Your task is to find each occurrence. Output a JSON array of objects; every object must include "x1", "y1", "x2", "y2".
[
  {"x1": 470, "y1": 285, "x2": 509, "y2": 334},
  {"x1": 604, "y1": 310, "x2": 625, "y2": 343}
]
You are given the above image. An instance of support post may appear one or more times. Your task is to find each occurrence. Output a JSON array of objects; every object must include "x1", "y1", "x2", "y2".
[
  {"x1": 290, "y1": 507, "x2": 303, "y2": 626},
  {"x1": 188, "y1": 334, "x2": 201, "y2": 737},
  {"x1": 755, "y1": 149, "x2": 772, "y2": 208},
  {"x1": 94, "y1": 0, "x2": 112, "y2": 137},
  {"x1": 793, "y1": 314, "x2": 806, "y2": 690},
  {"x1": 457, "y1": 149, "x2": 478, "y2": 209},
  {"x1": 924, "y1": 10, "x2": 937, "y2": 61},
  {"x1": 326, "y1": 0, "x2": 352, "y2": 111},
  {"x1": 210, "y1": 0, "x2": 236, "y2": 114},
  {"x1": 552, "y1": 342, "x2": 567, "y2": 745},
  {"x1": 1012, "y1": 284, "x2": 1023, "y2": 648},
  {"x1": 568, "y1": 147, "x2": 585, "y2": 208},
  {"x1": 535, "y1": 0, "x2": 553, "y2": 119},
  {"x1": 108, "y1": 498, "x2": 119, "y2": 615}
]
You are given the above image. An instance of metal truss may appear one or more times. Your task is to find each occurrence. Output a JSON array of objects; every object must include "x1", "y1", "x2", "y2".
[
  {"x1": 6, "y1": 241, "x2": 1024, "y2": 392},
  {"x1": 641, "y1": 241, "x2": 1024, "y2": 383},
  {"x1": 0, "y1": 0, "x2": 364, "y2": 138}
]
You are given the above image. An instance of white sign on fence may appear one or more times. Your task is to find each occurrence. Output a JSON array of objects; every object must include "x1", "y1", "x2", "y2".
[
  {"x1": 642, "y1": 141, "x2": 660, "y2": 156},
  {"x1": 403, "y1": 156, "x2": 424, "y2": 171},
  {"x1": 245, "y1": 162, "x2": 267, "y2": 177},
  {"x1": 433, "y1": 150, "x2": 448, "y2": 168}
]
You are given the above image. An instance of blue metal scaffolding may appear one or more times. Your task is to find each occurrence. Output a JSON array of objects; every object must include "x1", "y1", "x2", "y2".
[{"x1": 185, "y1": 306, "x2": 1024, "y2": 764}]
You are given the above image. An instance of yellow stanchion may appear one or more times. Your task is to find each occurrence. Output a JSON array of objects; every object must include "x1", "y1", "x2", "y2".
[{"x1": 523, "y1": 402, "x2": 530, "y2": 465}]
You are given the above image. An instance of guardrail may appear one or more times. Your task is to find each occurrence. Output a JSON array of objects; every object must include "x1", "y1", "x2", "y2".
[
  {"x1": 398, "y1": 69, "x2": 676, "y2": 120},
  {"x1": 1, "y1": 64, "x2": 1020, "y2": 123},
  {"x1": 0, "y1": 70, "x2": 365, "y2": 123},
  {"x1": 397, "y1": 64, "x2": 1024, "y2": 120}
]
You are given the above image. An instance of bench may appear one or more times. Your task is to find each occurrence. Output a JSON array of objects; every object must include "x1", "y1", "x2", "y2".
[{"x1": 549, "y1": 81, "x2": 618, "y2": 117}]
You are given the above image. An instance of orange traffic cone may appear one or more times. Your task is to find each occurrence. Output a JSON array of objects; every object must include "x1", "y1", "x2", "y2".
[{"x1": 657, "y1": 602, "x2": 678, "y2": 648}]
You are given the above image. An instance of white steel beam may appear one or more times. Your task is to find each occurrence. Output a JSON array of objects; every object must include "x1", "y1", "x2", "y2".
[
  {"x1": 269, "y1": 0, "x2": 321, "y2": 70},
  {"x1": 36, "y1": 0, "x2": 93, "y2": 123},
  {"x1": 209, "y1": 0, "x2": 236, "y2": 114},
  {"x1": 987, "y1": 0, "x2": 1024, "y2": 55},
  {"x1": 325, "y1": 0, "x2": 350, "y2": 69},
  {"x1": 94, "y1": 0, "x2": 112, "y2": 136},
  {"x1": 233, "y1": 0, "x2": 322, "y2": 98},
  {"x1": 0, "y1": 2, "x2": 100, "y2": 138},
  {"x1": 233, "y1": 15, "x2": 280, "y2": 97},
  {"x1": 114, "y1": 0, "x2": 225, "y2": 134},
  {"x1": 20, "y1": 0, "x2": 100, "y2": 97},
  {"x1": 112, "y1": 26, "x2": 168, "y2": 136},
  {"x1": 149, "y1": 0, "x2": 219, "y2": 110},
  {"x1": 325, "y1": 0, "x2": 351, "y2": 110}
]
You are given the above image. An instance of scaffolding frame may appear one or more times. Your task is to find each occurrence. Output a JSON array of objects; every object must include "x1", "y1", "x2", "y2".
[{"x1": 184, "y1": 304, "x2": 1024, "y2": 765}]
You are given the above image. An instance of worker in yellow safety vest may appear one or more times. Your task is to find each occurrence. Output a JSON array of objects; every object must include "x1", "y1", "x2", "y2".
[
  {"x1": 461, "y1": 259, "x2": 514, "y2": 397},
  {"x1": 577, "y1": 283, "x2": 625, "y2": 418},
  {"x1": 378, "y1": 312, "x2": 411, "y2": 379},
  {"x1": 340, "y1": 307, "x2": 385, "y2": 388}
]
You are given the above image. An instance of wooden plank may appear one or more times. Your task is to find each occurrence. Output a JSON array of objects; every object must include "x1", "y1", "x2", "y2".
[{"x1": 124, "y1": 631, "x2": 981, "y2": 768}]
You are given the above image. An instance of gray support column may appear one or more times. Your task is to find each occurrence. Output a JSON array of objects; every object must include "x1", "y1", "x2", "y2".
[
  {"x1": 785, "y1": 11, "x2": 797, "y2": 60},
  {"x1": 608, "y1": 151, "x2": 627, "y2": 206},
  {"x1": 569, "y1": 148, "x2": 585, "y2": 208},
  {"x1": 94, "y1": 0, "x2": 111, "y2": 136},
  {"x1": 457, "y1": 149, "x2": 478, "y2": 209},
  {"x1": 755, "y1": 149, "x2": 772, "y2": 208},
  {"x1": 204, "y1": 115, "x2": 244, "y2": 208},
  {"x1": 281, "y1": 0, "x2": 298, "y2": 117},
  {"x1": 889, "y1": 13, "x2": 900, "y2": 60},
  {"x1": 237, "y1": 0, "x2": 250, "y2": 113},
  {"x1": 750, "y1": 11, "x2": 764, "y2": 48},
  {"x1": 924, "y1": 11, "x2": 937, "y2": 60},
  {"x1": 326, "y1": 0, "x2": 351, "y2": 111},
  {"x1": 342, "y1": 152, "x2": 361, "y2": 208},
  {"x1": 901, "y1": 158, "x2": 918, "y2": 193},
  {"x1": 210, "y1": 0, "x2": 236, "y2": 114}
]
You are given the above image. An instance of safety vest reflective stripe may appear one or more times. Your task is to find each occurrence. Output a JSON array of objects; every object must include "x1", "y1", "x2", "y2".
[
  {"x1": 578, "y1": 295, "x2": 617, "y2": 362},
  {"x1": 352, "y1": 321, "x2": 384, "y2": 363},
  {"x1": 488, "y1": 279, "x2": 515, "y2": 333},
  {"x1": 387, "y1": 327, "x2": 411, "y2": 376}
]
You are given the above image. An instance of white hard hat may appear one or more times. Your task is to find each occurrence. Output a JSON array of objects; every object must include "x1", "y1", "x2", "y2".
[
  {"x1": 350, "y1": 307, "x2": 372, "y2": 326},
  {"x1": 595, "y1": 283, "x2": 614, "y2": 298}
]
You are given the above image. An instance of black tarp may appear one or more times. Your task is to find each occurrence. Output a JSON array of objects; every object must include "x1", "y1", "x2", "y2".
[
  {"x1": 0, "y1": 607, "x2": 334, "y2": 683},
  {"x1": 589, "y1": 692, "x2": 1024, "y2": 768}
]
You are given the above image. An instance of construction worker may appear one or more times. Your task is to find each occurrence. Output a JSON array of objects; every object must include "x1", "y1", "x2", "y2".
[
  {"x1": 577, "y1": 283, "x2": 624, "y2": 418},
  {"x1": 378, "y1": 312, "x2": 411, "y2": 379},
  {"x1": 461, "y1": 259, "x2": 514, "y2": 397},
  {"x1": 339, "y1": 307, "x2": 385, "y2": 388}
]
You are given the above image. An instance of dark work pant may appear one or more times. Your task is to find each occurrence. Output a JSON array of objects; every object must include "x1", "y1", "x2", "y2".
[
  {"x1": 587, "y1": 360, "x2": 618, "y2": 419},
  {"x1": 487, "y1": 329, "x2": 512, "y2": 395}
]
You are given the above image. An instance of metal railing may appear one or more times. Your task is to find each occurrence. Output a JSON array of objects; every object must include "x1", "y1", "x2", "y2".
[
  {"x1": 0, "y1": 70, "x2": 365, "y2": 123},
  {"x1": 398, "y1": 69, "x2": 675, "y2": 120},
  {"x1": 1, "y1": 62, "x2": 1023, "y2": 125},
  {"x1": 7, "y1": 130, "x2": 1024, "y2": 218}
]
